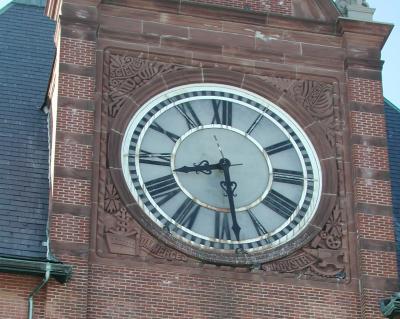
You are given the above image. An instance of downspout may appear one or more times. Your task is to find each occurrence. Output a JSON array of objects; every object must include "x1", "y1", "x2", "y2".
[{"x1": 28, "y1": 263, "x2": 51, "y2": 319}]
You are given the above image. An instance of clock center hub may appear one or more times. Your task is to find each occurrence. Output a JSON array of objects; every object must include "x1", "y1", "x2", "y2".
[{"x1": 172, "y1": 125, "x2": 272, "y2": 212}]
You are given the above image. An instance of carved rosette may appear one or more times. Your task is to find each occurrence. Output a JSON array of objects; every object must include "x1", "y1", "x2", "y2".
[{"x1": 105, "y1": 53, "x2": 184, "y2": 118}]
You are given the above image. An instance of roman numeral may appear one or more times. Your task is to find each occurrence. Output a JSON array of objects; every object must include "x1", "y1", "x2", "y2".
[
  {"x1": 145, "y1": 174, "x2": 180, "y2": 206},
  {"x1": 176, "y1": 102, "x2": 202, "y2": 129},
  {"x1": 150, "y1": 122, "x2": 180, "y2": 143},
  {"x1": 264, "y1": 140, "x2": 293, "y2": 155},
  {"x1": 136, "y1": 150, "x2": 171, "y2": 167},
  {"x1": 212, "y1": 100, "x2": 233, "y2": 126},
  {"x1": 273, "y1": 169, "x2": 304, "y2": 186},
  {"x1": 172, "y1": 198, "x2": 200, "y2": 230},
  {"x1": 262, "y1": 190, "x2": 298, "y2": 219},
  {"x1": 248, "y1": 209, "x2": 268, "y2": 236},
  {"x1": 214, "y1": 213, "x2": 231, "y2": 240},
  {"x1": 246, "y1": 113, "x2": 264, "y2": 135}
]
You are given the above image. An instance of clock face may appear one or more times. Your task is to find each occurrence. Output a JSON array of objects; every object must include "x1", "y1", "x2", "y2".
[{"x1": 121, "y1": 84, "x2": 322, "y2": 256}]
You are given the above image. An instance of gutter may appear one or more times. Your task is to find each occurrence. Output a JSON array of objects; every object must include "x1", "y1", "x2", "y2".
[
  {"x1": 0, "y1": 256, "x2": 72, "y2": 318},
  {"x1": 380, "y1": 293, "x2": 400, "y2": 318},
  {"x1": 0, "y1": 256, "x2": 72, "y2": 284}
]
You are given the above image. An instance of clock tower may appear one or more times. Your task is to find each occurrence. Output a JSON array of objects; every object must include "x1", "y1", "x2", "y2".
[{"x1": 43, "y1": 0, "x2": 396, "y2": 318}]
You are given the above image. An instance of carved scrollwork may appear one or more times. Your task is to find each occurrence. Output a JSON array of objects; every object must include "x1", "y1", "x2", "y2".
[
  {"x1": 105, "y1": 53, "x2": 185, "y2": 117},
  {"x1": 262, "y1": 206, "x2": 346, "y2": 279},
  {"x1": 291, "y1": 80, "x2": 335, "y2": 147},
  {"x1": 260, "y1": 76, "x2": 336, "y2": 147}
]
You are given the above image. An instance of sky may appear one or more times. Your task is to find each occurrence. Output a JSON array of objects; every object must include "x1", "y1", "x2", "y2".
[{"x1": 368, "y1": 0, "x2": 400, "y2": 107}]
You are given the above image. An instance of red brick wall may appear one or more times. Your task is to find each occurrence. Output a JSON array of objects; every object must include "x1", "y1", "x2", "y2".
[
  {"x1": 348, "y1": 78, "x2": 383, "y2": 105},
  {"x1": 361, "y1": 250, "x2": 398, "y2": 278},
  {"x1": 57, "y1": 106, "x2": 94, "y2": 134},
  {"x1": 350, "y1": 111, "x2": 387, "y2": 137},
  {"x1": 352, "y1": 145, "x2": 389, "y2": 171},
  {"x1": 55, "y1": 142, "x2": 93, "y2": 170},
  {"x1": 358, "y1": 213, "x2": 395, "y2": 242},
  {"x1": 347, "y1": 43, "x2": 396, "y2": 318},
  {"x1": 53, "y1": 177, "x2": 91, "y2": 206},
  {"x1": 60, "y1": 37, "x2": 96, "y2": 67},
  {"x1": 187, "y1": 0, "x2": 292, "y2": 14},
  {"x1": 87, "y1": 263, "x2": 361, "y2": 319},
  {"x1": 4, "y1": 2, "x2": 390, "y2": 319},
  {"x1": 355, "y1": 178, "x2": 392, "y2": 206},
  {"x1": 45, "y1": 256, "x2": 90, "y2": 319},
  {"x1": 0, "y1": 274, "x2": 46, "y2": 319},
  {"x1": 59, "y1": 73, "x2": 95, "y2": 100},
  {"x1": 50, "y1": 213, "x2": 90, "y2": 243},
  {"x1": 362, "y1": 289, "x2": 395, "y2": 319}
]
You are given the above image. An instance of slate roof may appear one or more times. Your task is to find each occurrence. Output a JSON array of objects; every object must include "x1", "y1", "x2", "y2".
[
  {"x1": 0, "y1": 2, "x2": 55, "y2": 259},
  {"x1": 385, "y1": 99, "x2": 400, "y2": 273}
]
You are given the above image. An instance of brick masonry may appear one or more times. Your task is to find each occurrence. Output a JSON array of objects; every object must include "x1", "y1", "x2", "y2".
[
  {"x1": 50, "y1": 213, "x2": 90, "y2": 244},
  {"x1": 360, "y1": 250, "x2": 398, "y2": 278},
  {"x1": 188, "y1": 0, "x2": 292, "y2": 14},
  {"x1": 0, "y1": 274, "x2": 46, "y2": 319},
  {"x1": 352, "y1": 145, "x2": 389, "y2": 171},
  {"x1": 60, "y1": 37, "x2": 96, "y2": 67},
  {"x1": 362, "y1": 289, "x2": 396, "y2": 319},
  {"x1": 351, "y1": 111, "x2": 387, "y2": 137},
  {"x1": 44, "y1": 256, "x2": 89, "y2": 319},
  {"x1": 348, "y1": 78, "x2": 383, "y2": 105},
  {"x1": 57, "y1": 106, "x2": 94, "y2": 134},
  {"x1": 53, "y1": 177, "x2": 91, "y2": 206},
  {"x1": 358, "y1": 213, "x2": 395, "y2": 242},
  {"x1": 346, "y1": 22, "x2": 396, "y2": 317},
  {"x1": 86, "y1": 263, "x2": 361, "y2": 319},
  {"x1": 55, "y1": 142, "x2": 93, "y2": 170},
  {"x1": 355, "y1": 178, "x2": 392, "y2": 206},
  {"x1": 0, "y1": 1, "x2": 394, "y2": 319},
  {"x1": 59, "y1": 73, "x2": 95, "y2": 100}
]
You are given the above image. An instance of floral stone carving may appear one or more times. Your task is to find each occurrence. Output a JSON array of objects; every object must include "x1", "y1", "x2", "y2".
[
  {"x1": 261, "y1": 76, "x2": 336, "y2": 147},
  {"x1": 262, "y1": 206, "x2": 346, "y2": 279},
  {"x1": 101, "y1": 182, "x2": 188, "y2": 262},
  {"x1": 104, "y1": 53, "x2": 184, "y2": 117}
]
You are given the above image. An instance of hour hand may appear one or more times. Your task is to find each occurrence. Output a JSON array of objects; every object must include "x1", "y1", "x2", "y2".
[
  {"x1": 174, "y1": 160, "x2": 221, "y2": 175},
  {"x1": 220, "y1": 159, "x2": 241, "y2": 241}
]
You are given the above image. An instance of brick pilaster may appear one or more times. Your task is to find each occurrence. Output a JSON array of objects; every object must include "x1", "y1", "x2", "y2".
[
  {"x1": 45, "y1": 10, "x2": 98, "y2": 318},
  {"x1": 347, "y1": 68, "x2": 397, "y2": 319}
]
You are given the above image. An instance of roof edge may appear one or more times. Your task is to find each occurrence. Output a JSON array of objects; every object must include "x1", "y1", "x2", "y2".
[
  {"x1": 0, "y1": 0, "x2": 13, "y2": 13},
  {"x1": 0, "y1": 256, "x2": 72, "y2": 283},
  {"x1": 14, "y1": 0, "x2": 46, "y2": 7},
  {"x1": 385, "y1": 98, "x2": 400, "y2": 112}
]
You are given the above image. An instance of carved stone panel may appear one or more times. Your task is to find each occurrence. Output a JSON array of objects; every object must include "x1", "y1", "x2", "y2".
[
  {"x1": 97, "y1": 49, "x2": 347, "y2": 279},
  {"x1": 99, "y1": 178, "x2": 188, "y2": 262},
  {"x1": 104, "y1": 52, "x2": 184, "y2": 118},
  {"x1": 261, "y1": 76, "x2": 336, "y2": 147},
  {"x1": 262, "y1": 206, "x2": 347, "y2": 280}
]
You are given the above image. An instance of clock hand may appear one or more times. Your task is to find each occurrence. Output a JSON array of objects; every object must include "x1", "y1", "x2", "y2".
[
  {"x1": 219, "y1": 158, "x2": 241, "y2": 241},
  {"x1": 174, "y1": 160, "x2": 220, "y2": 175},
  {"x1": 174, "y1": 160, "x2": 243, "y2": 175}
]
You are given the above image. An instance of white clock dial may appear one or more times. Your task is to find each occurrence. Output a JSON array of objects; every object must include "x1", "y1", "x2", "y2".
[{"x1": 121, "y1": 84, "x2": 322, "y2": 252}]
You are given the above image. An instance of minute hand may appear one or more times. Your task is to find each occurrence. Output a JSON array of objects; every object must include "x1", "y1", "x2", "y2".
[{"x1": 220, "y1": 159, "x2": 241, "y2": 241}]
